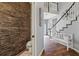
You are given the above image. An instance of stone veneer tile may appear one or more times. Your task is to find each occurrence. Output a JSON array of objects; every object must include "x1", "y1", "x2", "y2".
[{"x1": 0, "y1": 3, "x2": 31, "y2": 56}]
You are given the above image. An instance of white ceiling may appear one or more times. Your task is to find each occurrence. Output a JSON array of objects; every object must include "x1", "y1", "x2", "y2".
[{"x1": 43, "y1": 12, "x2": 58, "y2": 20}]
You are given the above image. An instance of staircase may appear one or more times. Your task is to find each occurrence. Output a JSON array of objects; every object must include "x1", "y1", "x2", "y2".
[
  {"x1": 55, "y1": 2, "x2": 79, "y2": 32},
  {"x1": 48, "y1": 2, "x2": 79, "y2": 50}
]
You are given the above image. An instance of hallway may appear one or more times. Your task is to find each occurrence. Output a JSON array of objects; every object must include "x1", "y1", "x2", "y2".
[{"x1": 42, "y1": 36, "x2": 79, "y2": 56}]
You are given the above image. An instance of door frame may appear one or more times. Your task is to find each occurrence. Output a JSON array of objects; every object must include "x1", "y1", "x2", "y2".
[
  {"x1": 31, "y1": 2, "x2": 44, "y2": 56},
  {"x1": 31, "y1": 2, "x2": 36, "y2": 56}
]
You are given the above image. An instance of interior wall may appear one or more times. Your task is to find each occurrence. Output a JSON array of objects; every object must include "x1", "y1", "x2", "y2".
[
  {"x1": 0, "y1": 3, "x2": 31, "y2": 56},
  {"x1": 63, "y1": 19, "x2": 79, "y2": 50}
]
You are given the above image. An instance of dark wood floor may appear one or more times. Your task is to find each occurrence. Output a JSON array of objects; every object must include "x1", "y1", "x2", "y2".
[{"x1": 42, "y1": 36, "x2": 79, "y2": 56}]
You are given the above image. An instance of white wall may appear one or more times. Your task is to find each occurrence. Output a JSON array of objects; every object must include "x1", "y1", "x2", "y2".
[
  {"x1": 63, "y1": 19, "x2": 79, "y2": 50},
  {"x1": 33, "y1": 2, "x2": 44, "y2": 56}
]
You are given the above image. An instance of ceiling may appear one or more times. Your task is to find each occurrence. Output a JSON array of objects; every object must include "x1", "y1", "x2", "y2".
[{"x1": 43, "y1": 12, "x2": 58, "y2": 20}]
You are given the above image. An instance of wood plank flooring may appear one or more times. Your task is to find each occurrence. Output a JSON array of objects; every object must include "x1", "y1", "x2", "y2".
[{"x1": 42, "y1": 36, "x2": 79, "y2": 56}]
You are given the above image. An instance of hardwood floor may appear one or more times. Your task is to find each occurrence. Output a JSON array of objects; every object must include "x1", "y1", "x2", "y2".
[{"x1": 42, "y1": 36, "x2": 79, "y2": 56}]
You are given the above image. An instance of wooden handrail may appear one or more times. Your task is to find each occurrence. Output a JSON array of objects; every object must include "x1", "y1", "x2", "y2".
[
  {"x1": 48, "y1": 2, "x2": 49, "y2": 12},
  {"x1": 50, "y1": 2, "x2": 75, "y2": 30}
]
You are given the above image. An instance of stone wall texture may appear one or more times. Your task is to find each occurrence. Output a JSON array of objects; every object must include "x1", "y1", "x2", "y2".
[{"x1": 0, "y1": 3, "x2": 31, "y2": 56}]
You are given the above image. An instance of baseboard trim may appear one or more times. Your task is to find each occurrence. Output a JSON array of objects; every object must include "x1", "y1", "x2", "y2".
[
  {"x1": 39, "y1": 48, "x2": 44, "y2": 56},
  {"x1": 55, "y1": 39, "x2": 67, "y2": 46},
  {"x1": 71, "y1": 47, "x2": 79, "y2": 53}
]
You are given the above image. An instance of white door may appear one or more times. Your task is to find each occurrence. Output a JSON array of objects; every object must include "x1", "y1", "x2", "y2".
[{"x1": 31, "y1": 2, "x2": 44, "y2": 56}]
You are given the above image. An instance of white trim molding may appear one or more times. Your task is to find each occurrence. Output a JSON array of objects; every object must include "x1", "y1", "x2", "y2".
[{"x1": 39, "y1": 48, "x2": 44, "y2": 56}]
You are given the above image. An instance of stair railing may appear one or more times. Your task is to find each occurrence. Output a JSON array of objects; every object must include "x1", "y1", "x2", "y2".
[
  {"x1": 50, "y1": 2, "x2": 76, "y2": 31},
  {"x1": 48, "y1": 2, "x2": 79, "y2": 38}
]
